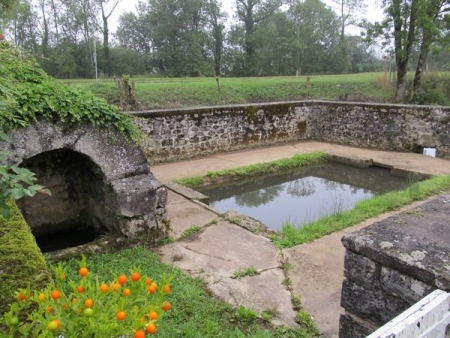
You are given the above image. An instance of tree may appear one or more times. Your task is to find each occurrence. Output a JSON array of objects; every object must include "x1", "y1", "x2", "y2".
[
  {"x1": 288, "y1": 0, "x2": 340, "y2": 75},
  {"x1": 412, "y1": 0, "x2": 450, "y2": 93},
  {"x1": 391, "y1": 0, "x2": 419, "y2": 101},
  {"x1": 117, "y1": 0, "x2": 216, "y2": 77},
  {"x1": 331, "y1": 0, "x2": 365, "y2": 73},
  {"x1": 205, "y1": 0, "x2": 227, "y2": 76},
  {"x1": 367, "y1": 0, "x2": 418, "y2": 101},
  {"x1": 250, "y1": 11, "x2": 296, "y2": 75},
  {"x1": 97, "y1": 0, "x2": 123, "y2": 76},
  {"x1": 234, "y1": 0, "x2": 283, "y2": 75},
  {"x1": 0, "y1": 0, "x2": 19, "y2": 20},
  {"x1": 9, "y1": 0, "x2": 39, "y2": 53},
  {"x1": 347, "y1": 35, "x2": 383, "y2": 72},
  {"x1": 116, "y1": 3, "x2": 153, "y2": 54},
  {"x1": 367, "y1": 0, "x2": 450, "y2": 101}
]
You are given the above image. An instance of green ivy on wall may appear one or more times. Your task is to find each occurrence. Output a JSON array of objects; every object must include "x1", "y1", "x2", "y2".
[{"x1": 0, "y1": 41, "x2": 141, "y2": 143}]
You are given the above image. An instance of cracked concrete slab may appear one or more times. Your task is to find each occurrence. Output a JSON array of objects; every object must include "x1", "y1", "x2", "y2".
[
  {"x1": 166, "y1": 190, "x2": 218, "y2": 239},
  {"x1": 159, "y1": 221, "x2": 298, "y2": 326}
]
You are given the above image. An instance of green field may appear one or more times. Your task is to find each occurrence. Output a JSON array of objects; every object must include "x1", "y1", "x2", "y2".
[{"x1": 63, "y1": 73, "x2": 396, "y2": 110}]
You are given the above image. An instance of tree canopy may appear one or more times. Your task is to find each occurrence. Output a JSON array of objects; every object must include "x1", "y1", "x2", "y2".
[{"x1": 1, "y1": 0, "x2": 450, "y2": 102}]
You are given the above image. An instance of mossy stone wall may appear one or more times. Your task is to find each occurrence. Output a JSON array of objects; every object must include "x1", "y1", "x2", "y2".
[
  {"x1": 133, "y1": 101, "x2": 450, "y2": 163},
  {"x1": 135, "y1": 102, "x2": 310, "y2": 162}
]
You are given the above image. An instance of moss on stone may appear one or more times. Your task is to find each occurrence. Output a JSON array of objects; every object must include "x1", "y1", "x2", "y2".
[{"x1": 0, "y1": 201, "x2": 52, "y2": 315}]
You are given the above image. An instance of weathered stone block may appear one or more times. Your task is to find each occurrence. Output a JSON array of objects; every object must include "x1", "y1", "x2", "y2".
[
  {"x1": 344, "y1": 251, "x2": 381, "y2": 289},
  {"x1": 341, "y1": 193, "x2": 450, "y2": 291},
  {"x1": 341, "y1": 279, "x2": 408, "y2": 325},
  {"x1": 339, "y1": 313, "x2": 376, "y2": 338},
  {"x1": 112, "y1": 174, "x2": 160, "y2": 217},
  {"x1": 380, "y1": 266, "x2": 435, "y2": 304}
]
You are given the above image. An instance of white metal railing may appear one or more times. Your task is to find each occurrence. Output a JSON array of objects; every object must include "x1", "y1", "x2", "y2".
[{"x1": 367, "y1": 289, "x2": 450, "y2": 338}]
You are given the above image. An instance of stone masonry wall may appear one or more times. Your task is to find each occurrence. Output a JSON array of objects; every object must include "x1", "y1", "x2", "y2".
[
  {"x1": 339, "y1": 194, "x2": 450, "y2": 338},
  {"x1": 135, "y1": 103, "x2": 310, "y2": 162},
  {"x1": 133, "y1": 101, "x2": 450, "y2": 163}
]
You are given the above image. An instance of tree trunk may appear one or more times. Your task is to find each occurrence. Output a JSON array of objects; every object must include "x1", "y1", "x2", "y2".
[
  {"x1": 393, "y1": 0, "x2": 417, "y2": 102},
  {"x1": 103, "y1": 15, "x2": 110, "y2": 77},
  {"x1": 412, "y1": 40, "x2": 431, "y2": 92},
  {"x1": 49, "y1": 0, "x2": 59, "y2": 44},
  {"x1": 40, "y1": 2, "x2": 49, "y2": 57}
]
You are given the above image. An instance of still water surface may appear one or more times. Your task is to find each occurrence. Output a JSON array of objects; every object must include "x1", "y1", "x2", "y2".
[{"x1": 199, "y1": 163, "x2": 410, "y2": 231}]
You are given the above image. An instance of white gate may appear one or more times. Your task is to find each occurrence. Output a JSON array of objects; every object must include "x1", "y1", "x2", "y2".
[{"x1": 367, "y1": 289, "x2": 450, "y2": 338}]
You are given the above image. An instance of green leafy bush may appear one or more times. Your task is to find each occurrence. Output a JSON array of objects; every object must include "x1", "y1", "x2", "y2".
[{"x1": 0, "y1": 41, "x2": 140, "y2": 142}]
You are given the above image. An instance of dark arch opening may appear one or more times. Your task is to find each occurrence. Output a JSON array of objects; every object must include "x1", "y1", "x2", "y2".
[{"x1": 17, "y1": 149, "x2": 115, "y2": 252}]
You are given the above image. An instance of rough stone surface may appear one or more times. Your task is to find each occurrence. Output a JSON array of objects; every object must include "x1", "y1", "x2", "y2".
[
  {"x1": 344, "y1": 251, "x2": 381, "y2": 289},
  {"x1": 342, "y1": 193, "x2": 450, "y2": 290},
  {"x1": 133, "y1": 101, "x2": 450, "y2": 163},
  {"x1": 339, "y1": 314, "x2": 376, "y2": 338},
  {"x1": 340, "y1": 193, "x2": 450, "y2": 337},
  {"x1": 0, "y1": 121, "x2": 168, "y2": 240},
  {"x1": 380, "y1": 266, "x2": 435, "y2": 304},
  {"x1": 340, "y1": 280, "x2": 408, "y2": 325}
]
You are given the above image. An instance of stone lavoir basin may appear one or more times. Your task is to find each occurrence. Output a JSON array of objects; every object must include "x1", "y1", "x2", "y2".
[{"x1": 198, "y1": 162, "x2": 411, "y2": 231}]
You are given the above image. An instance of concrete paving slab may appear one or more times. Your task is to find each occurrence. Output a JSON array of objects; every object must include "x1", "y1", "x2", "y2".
[
  {"x1": 158, "y1": 221, "x2": 298, "y2": 326},
  {"x1": 166, "y1": 190, "x2": 218, "y2": 239}
]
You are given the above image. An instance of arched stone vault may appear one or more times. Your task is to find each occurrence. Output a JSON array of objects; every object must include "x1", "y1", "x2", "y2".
[{"x1": 1, "y1": 121, "x2": 168, "y2": 241}]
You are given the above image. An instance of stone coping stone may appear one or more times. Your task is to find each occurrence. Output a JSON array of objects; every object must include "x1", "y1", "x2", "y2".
[
  {"x1": 164, "y1": 181, "x2": 209, "y2": 204},
  {"x1": 326, "y1": 153, "x2": 373, "y2": 168},
  {"x1": 342, "y1": 193, "x2": 450, "y2": 291},
  {"x1": 130, "y1": 100, "x2": 450, "y2": 117}
]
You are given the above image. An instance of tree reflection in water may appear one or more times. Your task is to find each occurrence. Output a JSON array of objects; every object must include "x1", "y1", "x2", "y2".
[
  {"x1": 286, "y1": 177, "x2": 315, "y2": 197},
  {"x1": 235, "y1": 185, "x2": 284, "y2": 207}
]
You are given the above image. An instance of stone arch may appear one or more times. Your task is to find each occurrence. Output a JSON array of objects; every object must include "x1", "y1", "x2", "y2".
[{"x1": 1, "y1": 121, "x2": 168, "y2": 251}]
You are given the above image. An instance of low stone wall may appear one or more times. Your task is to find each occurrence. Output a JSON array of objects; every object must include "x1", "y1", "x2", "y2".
[
  {"x1": 339, "y1": 194, "x2": 450, "y2": 337},
  {"x1": 133, "y1": 101, "x2": 450, "y2": 163},
  {"x1": 135, "y1": 103, "x2": 309, "y2": 162}
]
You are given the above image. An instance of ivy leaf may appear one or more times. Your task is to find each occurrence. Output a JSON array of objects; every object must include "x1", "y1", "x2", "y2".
[
  {"x1": 0, "y1": 130, "x2": 11, "y2": 142},
  {"x1": 10, "y1": 188, "x2": 25, "y2": 200}
]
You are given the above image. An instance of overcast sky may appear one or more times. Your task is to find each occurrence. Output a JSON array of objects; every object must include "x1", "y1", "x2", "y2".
[{"x1": 109, "y1": 0, "x2": 384, "y2": 35}]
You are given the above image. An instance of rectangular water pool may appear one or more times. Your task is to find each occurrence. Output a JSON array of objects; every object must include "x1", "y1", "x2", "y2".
[{"x1": 199, "y1": 163, "x2": 411, "y2": 231}]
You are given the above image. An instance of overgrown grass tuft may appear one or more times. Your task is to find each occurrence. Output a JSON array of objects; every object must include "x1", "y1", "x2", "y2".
[
  {"x1": 174, "y1": 175, "x2": 204, "y2": 188},
  {"x1": 274, "y1": 175, "x2": 450, "y2": 248},
  {"x1": 175, "y1": 151, "x2": 327, "y2": 189},
  {"x1": 60, "y1": 246, "x2": 316, "y2": 337},
  {"x1": 232, "y1": 266, "x2": 259, "y2": 279},
  {"x1": 180, "y1": 225, "x2": 201, "y2": 238}
]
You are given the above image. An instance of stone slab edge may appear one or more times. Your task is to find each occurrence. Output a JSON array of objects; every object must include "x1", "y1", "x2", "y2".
[
  {"x1": 326, "y1": 153, "x2": 373, "y2": 168},
  {"x1": 164, "y1": 181, "x2": 209, "y2": 204},
  {"x1": 341, "y1": 194, "x2": 450, "y2": 291}
]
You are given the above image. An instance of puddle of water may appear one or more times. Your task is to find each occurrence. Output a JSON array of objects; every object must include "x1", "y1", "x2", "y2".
[
  {"x1": 423, "y1": 148, "x2": 436, "y2": 157},
  {"x1": 199, "y1": 163, "x2": 410, "y2": 231}
]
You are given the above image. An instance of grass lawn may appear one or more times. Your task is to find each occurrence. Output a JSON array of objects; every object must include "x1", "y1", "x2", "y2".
[{"x1": 63, "y1": 73, "x2": 395, "y2": 110}]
